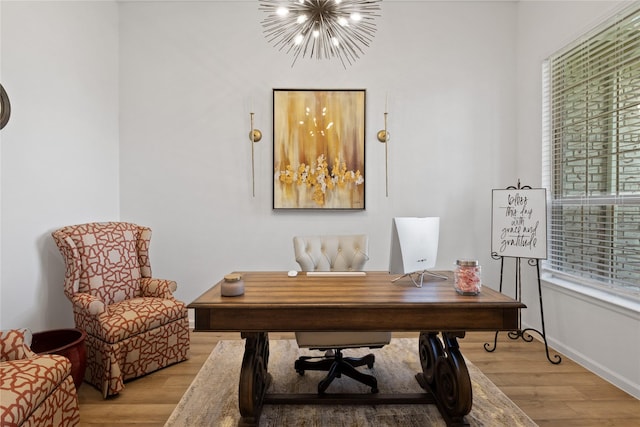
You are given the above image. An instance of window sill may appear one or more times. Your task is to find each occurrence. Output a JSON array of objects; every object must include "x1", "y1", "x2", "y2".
[{"x1": 540, "y1": 270, "x2": 640, "y2": 316}]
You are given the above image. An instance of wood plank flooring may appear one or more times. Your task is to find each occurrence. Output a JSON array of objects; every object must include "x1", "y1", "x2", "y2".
[{"x1": 76, "y1": 331, "x2": 640, "y2": 426}]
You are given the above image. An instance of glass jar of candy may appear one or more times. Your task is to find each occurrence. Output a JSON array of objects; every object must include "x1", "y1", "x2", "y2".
[{"x1": 454, "y1": 260, "x2": 481, "y2": 295}]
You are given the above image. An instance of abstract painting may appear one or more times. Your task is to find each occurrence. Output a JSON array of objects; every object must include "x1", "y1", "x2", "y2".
[{"x1": 273, "y1": 89, "x2": 366, "y2": 210}]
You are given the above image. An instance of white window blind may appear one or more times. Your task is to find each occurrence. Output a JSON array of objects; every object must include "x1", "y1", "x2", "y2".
[{"x1": 542, "y1": 4, "x2": 640, "y2": 299}]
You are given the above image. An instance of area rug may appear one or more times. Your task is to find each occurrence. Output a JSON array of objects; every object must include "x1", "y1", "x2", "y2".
[{"x1": 165, "y1": 338, "x2": 537, "y2": 427}]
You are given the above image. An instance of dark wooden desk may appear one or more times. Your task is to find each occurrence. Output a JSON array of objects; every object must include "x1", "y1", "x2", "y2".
[{"x1": 189, "y1": 271, "x2": 525, "y2": 426}]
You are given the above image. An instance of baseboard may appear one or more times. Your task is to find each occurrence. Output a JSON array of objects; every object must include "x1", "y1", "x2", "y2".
[{"x1": 522, "y1": 321, "x2": 640, "y2": 399}]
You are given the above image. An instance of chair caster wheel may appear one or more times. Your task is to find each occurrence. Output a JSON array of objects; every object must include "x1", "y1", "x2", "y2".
[
  {"x1": 371, "y1": 387, "x2": 379, "y2": 394},
  {"x1": 365, "y1": 354, "x2": 375, "y2": 369}
]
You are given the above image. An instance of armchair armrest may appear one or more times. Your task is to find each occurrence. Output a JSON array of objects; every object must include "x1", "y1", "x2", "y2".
[
  {"x1": 140, "y1": 278, "x2": 177, "y2": 299},
  {"x1": 0, "y1": 329, "x2": 37, "y2": 361},
  {"x1": 70, "y1": 293, "x2": 106, "y2": 316}
]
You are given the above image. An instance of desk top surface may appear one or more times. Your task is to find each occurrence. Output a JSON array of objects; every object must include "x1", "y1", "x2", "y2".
[
  {"x1": 188, "y1": 272, "x2": 525, "y2": 332},
  {"x1": 188, "y1": 271, "x2": 522, "y2": 309},
  {"x1": 189, "y1": 271, "x2": 524, "y2": 332}
]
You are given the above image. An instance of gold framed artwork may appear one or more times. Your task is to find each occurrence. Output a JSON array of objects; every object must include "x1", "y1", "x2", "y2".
[{"x1": 273, "y1": 89, "x2": 366, "y2": 210}]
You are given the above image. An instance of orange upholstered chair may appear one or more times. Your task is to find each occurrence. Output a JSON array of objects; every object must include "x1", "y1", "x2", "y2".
[
  {"x1": 51, "y1": 222, "x2": 189, "y2": 397},
  {"x1": 0, "y1": 328, "x2": 80, "y2": 426}
]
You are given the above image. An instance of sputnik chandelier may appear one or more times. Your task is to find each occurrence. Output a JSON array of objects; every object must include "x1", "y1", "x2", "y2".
[{"x1": 258, "y1": 0, "x2": 382, "y2": 67}]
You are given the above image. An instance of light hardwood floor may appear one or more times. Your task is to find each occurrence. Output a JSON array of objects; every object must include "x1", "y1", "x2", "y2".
[{"x1": 76, "y1": 331, "x2": 640, "y2": 426}]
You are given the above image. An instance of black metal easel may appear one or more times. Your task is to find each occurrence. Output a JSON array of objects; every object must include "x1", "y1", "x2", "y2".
[{"x1": 484, "y1": 181, "x2": 562, "y2": 365}]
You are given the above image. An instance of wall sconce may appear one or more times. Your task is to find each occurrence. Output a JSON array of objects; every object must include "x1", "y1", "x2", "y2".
[
  {"x1": 249, "y1": 111, "x2": 263, "y2": 197},
  {"x1": 377, "y1": 97, "x2": 390, "y2": 197}
]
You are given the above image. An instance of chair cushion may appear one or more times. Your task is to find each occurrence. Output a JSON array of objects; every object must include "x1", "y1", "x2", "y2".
[
  {"x1": 295, "y1": 331, "x2": 391, "y2": 349},
  {"x1": 85, "y1": 297, "x2": 188, "y2": 344},
  {"x1": 0, "y1": 354, "x2": 71, "y2": 426}
]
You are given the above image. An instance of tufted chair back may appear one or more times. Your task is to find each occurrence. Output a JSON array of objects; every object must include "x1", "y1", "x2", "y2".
[
  {"x1": 293, "y1": 235, "x2": 369, "y2": 272},
  {"x1": 52, "y1": 222, "x2": 152, "y2": 306}
]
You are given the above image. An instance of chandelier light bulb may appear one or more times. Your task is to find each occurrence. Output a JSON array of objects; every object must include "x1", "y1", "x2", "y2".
[{"x1": 259, "y1": 0, "x2": 382, "y2": 67}]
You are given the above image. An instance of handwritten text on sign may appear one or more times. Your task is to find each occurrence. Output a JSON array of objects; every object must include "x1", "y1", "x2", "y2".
[{"x1": 491, "y1": 188, "x2": 547, "y2": 259}]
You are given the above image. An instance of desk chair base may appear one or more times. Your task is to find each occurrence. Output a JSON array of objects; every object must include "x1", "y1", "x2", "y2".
[{"x1": 295, "y1": 349, "x2": 379, "y2": 394}]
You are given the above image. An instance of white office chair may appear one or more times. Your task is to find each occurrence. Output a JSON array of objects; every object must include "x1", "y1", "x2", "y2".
[{"x1": 292, "y1": 235, "x2": 391, "y2": 393}]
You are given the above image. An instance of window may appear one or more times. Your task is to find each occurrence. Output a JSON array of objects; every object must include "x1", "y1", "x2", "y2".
[{"x1": 542, "y1": 4, "x2": 640, "y2": 301}]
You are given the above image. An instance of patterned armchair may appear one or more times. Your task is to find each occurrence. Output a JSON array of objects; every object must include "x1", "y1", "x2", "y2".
[
  {"x1": 1, "y1": 328, "x2": 80, "y2": 426},
  {"x1": 51, "y1": 222, "x2": 190, "y2": 397}
]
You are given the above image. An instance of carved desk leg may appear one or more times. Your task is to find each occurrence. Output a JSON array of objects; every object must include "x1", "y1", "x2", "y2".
[
  {"x1": 416, "y1": 331, "x2": 472, "y2": 426},
  {"x1": 238, "y1": 332, "x2": 270, "y2": 426}
]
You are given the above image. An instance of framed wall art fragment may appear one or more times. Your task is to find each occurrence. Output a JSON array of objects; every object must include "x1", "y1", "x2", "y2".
[{"x1": 273, "y1": 89, "x2": 366, "y2": 210}]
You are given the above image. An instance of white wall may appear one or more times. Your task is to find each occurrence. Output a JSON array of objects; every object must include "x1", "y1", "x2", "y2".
[
  {"x1": 0, "y1": 1, "x2": 120, "y2": 330},
  {"x1": 0, "y1": 0, "x2": 637, "y2": 399},
  {"x1": 118, "y1": 0, "x2": 517, "y2": 306},
  {"x1": 515, "y1": 1, "x2": 640, "y2": 399}
]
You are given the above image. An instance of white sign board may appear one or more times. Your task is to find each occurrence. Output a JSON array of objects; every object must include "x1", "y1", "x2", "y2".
[{"x1": 491, "y1": 188, "x2": 547, "y2": 259}]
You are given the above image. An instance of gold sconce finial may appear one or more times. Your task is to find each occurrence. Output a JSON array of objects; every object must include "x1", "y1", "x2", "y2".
[
  {"x1": 249, "y1": 128, "x2": 262, "y2": 143},
  {"x1": 377, "y1": 96, "x2": 390, "y2": 196},
  {"x1": 376, "y1": 127, "x2": 389, "y2": 144},
  {"x1": 250, "y1": 111, "x2": 262, "y2": 197},
  {"x1": 249, "y1": 113, "x2": 262, "y2": 144}
]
